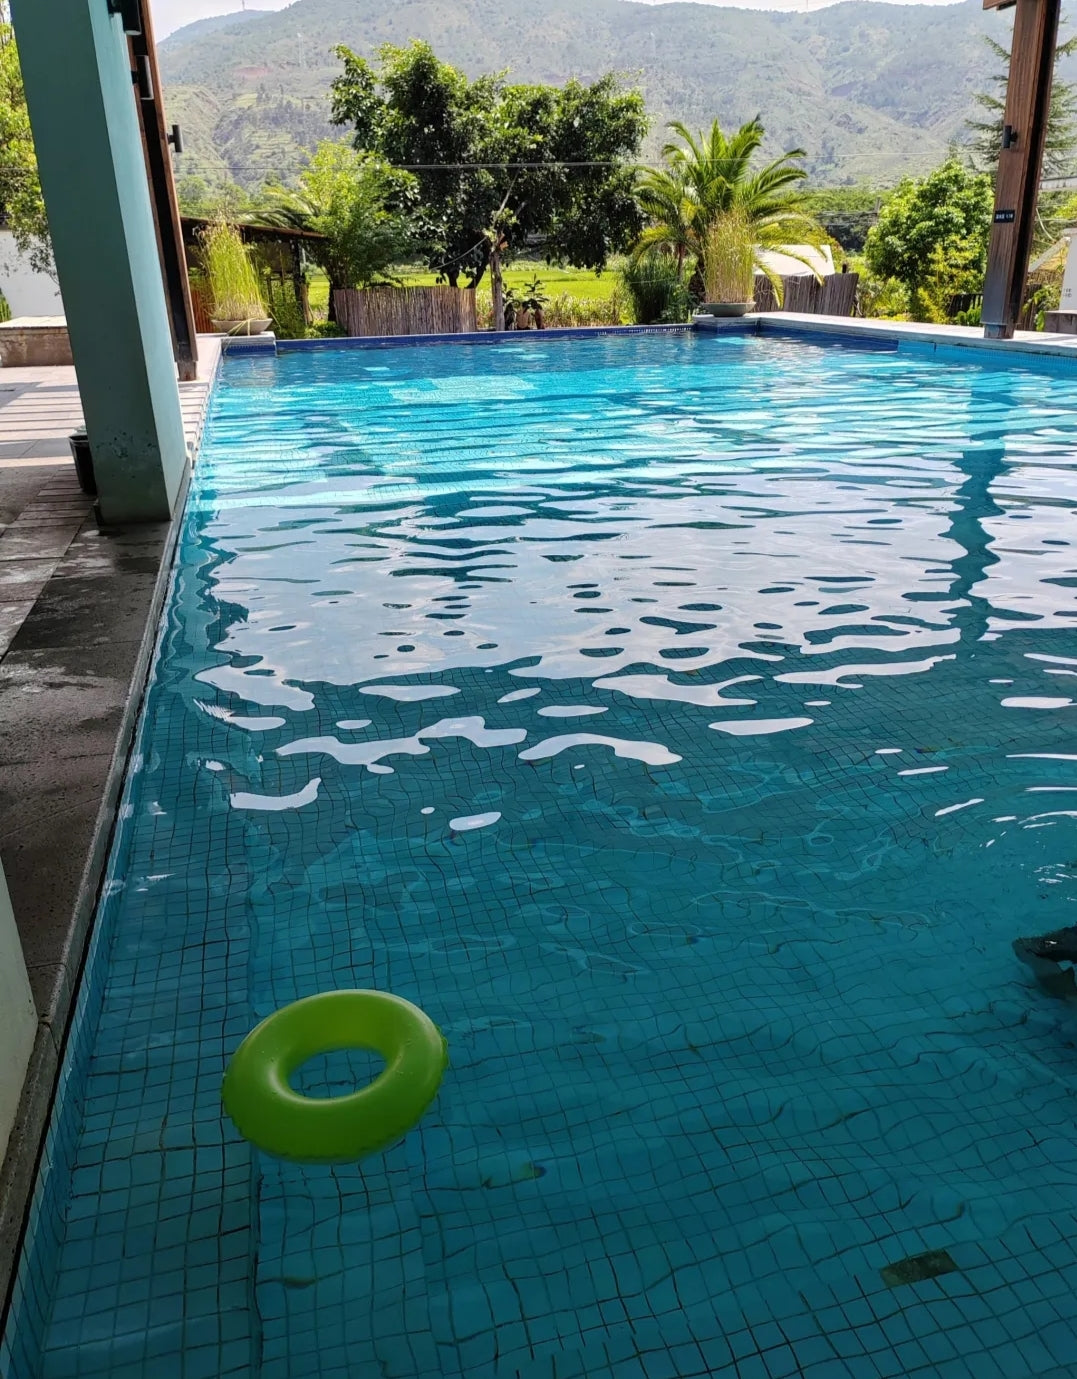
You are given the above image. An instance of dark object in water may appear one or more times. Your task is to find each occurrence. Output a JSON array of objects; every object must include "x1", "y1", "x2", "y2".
[
  {"x1": 880, "y1": 1248, "x2": 960, "y2": 1289},
  {"x1": 1013, "y1": 927, "x2": 1077, "y2": 1000}
]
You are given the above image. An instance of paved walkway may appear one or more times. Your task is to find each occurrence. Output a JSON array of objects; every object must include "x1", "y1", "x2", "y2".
[
  {"x1": 0, "y1": 338, "x2": 220, "y2": 1305},
  {"x1": 0, "y1": 342, "x2": 218, "y2": 656}
]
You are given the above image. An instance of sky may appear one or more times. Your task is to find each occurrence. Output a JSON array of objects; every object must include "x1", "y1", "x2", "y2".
[{"x1": 153, "y1": 0, "x2": 967, "y2": 40}]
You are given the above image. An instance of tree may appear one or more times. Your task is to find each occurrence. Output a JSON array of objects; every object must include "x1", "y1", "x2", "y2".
[
  {"x1": 966, "y1": 31, "x2": 1077, "y2": 257},
  {"x1": 801, "y1": 186, "x2": 881, "y2": 253},
  {"x1": 176, "y1": 177, "x2": 267, "y2": 221},
  {"x1": 329, "y1": 41, "x2": 646, "y2": 289},
  {"x1": 263, "y1": 142, "x2": 418, "y2": 312},
  {"x1": 864, "y1": 159, "x2": 993, "y2": 321},
  {"x1": 966, "y1": 33, "x2": 1077, "y2": 179},
  {"x1": 632, "y1": 119, "x2": 824, "y2": 288},
  {"x1": 0, "y1": 20, "x2": 51, "y2": 278}
]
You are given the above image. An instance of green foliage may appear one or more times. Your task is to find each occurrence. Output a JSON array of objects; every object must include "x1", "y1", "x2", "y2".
[
  {"x1": 916, "y1": 238, "x2": 989, "y2": 324},
  {"x1": 801, "y1": 186, "x2": 882, "y2": 252},
  {"x1": 0, "y1": 287, "x2": 9, "y2": 323},
  {"x1": 265, "y1": 280, "x2": 307, "y2": 339},
  {"x1": 864, "y1": 159, "x2": 992, "y2": 321},
  {"x1": 176, "y1": 175, "x2": 268, "y2": 219},
  {"x1": 329, "y1": 41, "x2": 646, "y2": 288},
  {"x1": 0, "y1": 23, "x2": 51, "y2": 277},
  {"x1": 200, "y1": 220, "x2": 266, "y2": 323},
  {"x1": 540, "y1": 289, "x2": 626, "y2": 328},
  {"x1": 1027, "y1": 281, "x2": 1061, "y2": 331},
  {"x1": 620, "y1": 255, "x2": 690, "y2": 325},
  {"x1": 634, "y1": 118, "x2": 824, "y2": 295},
  {"x1": 966, "y1": 33, "x2": 1077, "y2": 179},
  {"x1": 518, "y1": 276, "x2": 550, "y2": 314},
  {"x1": 264, "y1": 142, "x2": 417, "y2": 297},
  {"x1": 308, "y1": 321, "x2": 347, "y2": 338},
  {"x1": 854, "y1": 270, "x2": 909, "y2": 321}
]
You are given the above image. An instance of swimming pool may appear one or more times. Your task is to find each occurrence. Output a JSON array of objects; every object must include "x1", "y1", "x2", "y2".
[{"x1": 6, "y1": 327, "x2": 1077, "y2": 1379}]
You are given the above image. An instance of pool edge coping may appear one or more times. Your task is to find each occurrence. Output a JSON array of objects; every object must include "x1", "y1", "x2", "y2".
[
  {"x1": 222, "y1": 314, "x2": 1077, "y2": 363},
  {"x1": 742, "y1": 311, "x2": 1077, "y2": 360}
]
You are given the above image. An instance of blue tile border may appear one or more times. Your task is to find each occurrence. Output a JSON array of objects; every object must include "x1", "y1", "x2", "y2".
[
  {"x1": 220, "y1": 334, "x2": 276, "y2": 355},
  {"x1": 270, "y1": 316, "x2": 1077, "y2": 371},
  {"x1": 276, "y1": 323, "x2": 697, "y2": 352}
]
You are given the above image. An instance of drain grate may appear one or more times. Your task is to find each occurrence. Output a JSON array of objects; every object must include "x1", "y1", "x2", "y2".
[{"x1": 880, "y1": 1248, "x2": 960, "y2": 1289}]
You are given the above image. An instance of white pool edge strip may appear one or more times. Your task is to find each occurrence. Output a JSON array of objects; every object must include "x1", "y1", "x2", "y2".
[{"x1": 707, "y1": 310, "x2": 1077, "y2": 360}]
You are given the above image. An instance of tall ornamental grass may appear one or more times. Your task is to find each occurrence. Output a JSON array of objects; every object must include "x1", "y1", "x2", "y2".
[
  {"x1": 702, "y1": 210, "x2": 756, "y2": 305},
  {"x1": 201, "y1": 221, "x2": 266, "y2": 324}
]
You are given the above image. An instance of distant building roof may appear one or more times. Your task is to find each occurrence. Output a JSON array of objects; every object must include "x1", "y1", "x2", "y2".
[
  {"x1": 180, "y1": 216, "x2": 326, "y2": 246},
  {"x1": 1028, "y1": 234, "x2": 1073, "y2": 276},
  {"x1": 755, "y1": 244, "x2": 835, "y2": 278}
]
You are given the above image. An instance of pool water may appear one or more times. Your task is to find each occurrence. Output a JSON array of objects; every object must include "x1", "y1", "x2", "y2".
[{"x1": 7, "y1": 329, "x2": 1077, "y2": 1379}]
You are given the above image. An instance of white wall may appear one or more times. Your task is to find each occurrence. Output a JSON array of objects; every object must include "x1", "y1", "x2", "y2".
[
  {"x1": 0, "y1": 864, "x2": 36, "y2": 1168},
  {"x1": 0, "y1": 228, "x2": 64, "y2": 318}
]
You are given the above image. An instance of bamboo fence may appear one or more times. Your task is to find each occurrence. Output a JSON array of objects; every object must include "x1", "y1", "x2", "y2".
[{"x1": 333, "y1": 286, "x2": 478, "y2": 337}]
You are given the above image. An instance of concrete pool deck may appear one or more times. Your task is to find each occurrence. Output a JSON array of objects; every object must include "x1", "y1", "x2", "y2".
[{"x1": 0, "y1": 339, "x2": 219, "y2": 1311}]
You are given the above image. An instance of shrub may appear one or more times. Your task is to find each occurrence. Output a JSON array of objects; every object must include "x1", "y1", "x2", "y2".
[
  {"x1": 0, "y1": 289, "x2": 9, "y2": 324},
  {"x1": 542, "y1": 290, "x2": 626, "y2": 327},
  {"x1": 266, "y1": 281, "x2": 307, "y2": 339},
  {"x1": 854, "y1": 270, "x2": 909, "y2": 320},
  {"x1": 475, "y1": 286, "x2": 626, "y2": 330},
  {"x1": 308, "y1": 321, "x2": 347, "y2": 338},
  {"x1": 620, "y1": 255, "x2": 689, "y2": 324}
]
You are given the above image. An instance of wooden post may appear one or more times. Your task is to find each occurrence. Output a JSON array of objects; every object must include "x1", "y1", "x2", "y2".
[
  {"x1": 981, "y1": 0, "x2": 1062, "y2": 339},
  {"x1": 128, "y1": 0, "x2": 198, "y2": 380}
]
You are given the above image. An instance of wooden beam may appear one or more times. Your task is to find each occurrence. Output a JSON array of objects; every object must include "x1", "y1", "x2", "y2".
[
  {"x1": 982, "y1": 0, "x2": 1062, "y2": 339},
  {"x1": 128, "y1": 2, "x2": 198, "y2": 381}
]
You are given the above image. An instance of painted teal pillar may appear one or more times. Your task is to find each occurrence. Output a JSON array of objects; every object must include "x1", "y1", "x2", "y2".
[
  {"x1": 11, "y1": 0, "x2": 187, "y2": 523},
  {"x1": 0, "y1": 861, "x2": 36, "y2": 1169}
]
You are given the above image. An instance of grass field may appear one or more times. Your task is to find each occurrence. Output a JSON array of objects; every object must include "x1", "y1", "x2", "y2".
[{"x1": 306, "y1": 259, "x2": 624, "y2": 317}]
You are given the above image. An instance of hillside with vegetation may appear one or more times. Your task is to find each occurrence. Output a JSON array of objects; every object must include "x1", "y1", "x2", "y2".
[{"x1": 157, "y1": 0, "x2": 1041, "y2": 190}]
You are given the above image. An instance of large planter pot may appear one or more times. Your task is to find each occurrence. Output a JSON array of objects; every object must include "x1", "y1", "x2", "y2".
[
  {"x1": 212, "y1": 317, "x2": 273, "y2": 337},
  {"x1": 697, "y1": 301, "x2": 755, "y2": 318},
  {"x1": 68, "y1": 430, "x2": 96, "y2": 497}
]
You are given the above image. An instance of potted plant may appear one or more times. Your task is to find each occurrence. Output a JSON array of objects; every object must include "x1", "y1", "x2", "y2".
[
  {"x1": 201, "y1": 221, "x2": 271, "y2": 335},
  {"x1": 521, "y1": 276, "x2": 550, "y2": 329},
  {"x1": 699, "y1": 209, "x2": 758, "y2": 317}
]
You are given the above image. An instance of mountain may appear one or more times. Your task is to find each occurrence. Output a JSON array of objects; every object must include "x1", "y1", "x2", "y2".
[
  {"x1": 158, "y1": 0, "x2": 1032, "y2": 189},
  {"x1": 159, "y1": 8, "x2": 273, "y2": 40}
]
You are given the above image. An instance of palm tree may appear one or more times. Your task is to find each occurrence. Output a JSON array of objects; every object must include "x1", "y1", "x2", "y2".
[{"x1": 632, "y1": 118, "x2": 825, "y2": 298}]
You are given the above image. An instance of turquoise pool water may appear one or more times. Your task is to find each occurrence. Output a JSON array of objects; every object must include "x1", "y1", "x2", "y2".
[{"x1": 6, "y1": 328, "x2": 1077, "y2": 1379}]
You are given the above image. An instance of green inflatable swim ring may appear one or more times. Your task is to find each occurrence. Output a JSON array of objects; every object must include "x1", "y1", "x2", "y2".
[{"x1": 222, "y1": 990, "x2": 448, "y2": 1163}]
